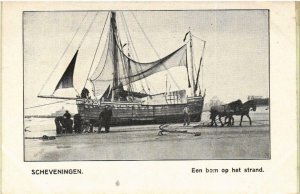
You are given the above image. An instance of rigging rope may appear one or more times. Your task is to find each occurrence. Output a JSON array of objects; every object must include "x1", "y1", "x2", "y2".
[
  {"x1": 121, "y1": 14, "x2": 147, "y2": 93},
  {"x1": 198, "y1": 41, "x2": 206, "y2": 92},
  {"x1": 91, "y1": 32, "x2": 112, "y2": 99},
  {"x1": 131, "y1": 12, "x2": 181, "y2": 91},
  {"x1": 84, "y1": 11, "x2": 110, "y2": 88},
  {"x1": 38, "y1": 12, "x2": 88, "y2": 96},
  {"x1": 201, "y1": 42, "x2": 206, "y2": 92},
  {"x1": 119, "y1": 13, "x2": 134, "y2": 92},
  {"x1": 114, "y1": 20, "x2": 130, "y2": 90},
  {"x1": 202, "y1": 61, "x2": 204, "y2": 93},
  {"x1": 192, "y1": 35, "x2": 206, "y2": 93},
  {"x1": 121, "y1": 12, "x2": 152, "y2": 94},
  {"x1": 25, "y1": 99, "x2": 73, "y2": 109},
  {"x1": 192, "y1": 34, "x2": 206, "y2": 42},
  {"x1": 89, "y1": 27, "x2": 111, "y2": 82},
  {"x1": 120, "y1": 13, "x2": 145, "y2": 93},
  {"x1": 78, "y1": 12, "x2": 99, "y2": 49}
]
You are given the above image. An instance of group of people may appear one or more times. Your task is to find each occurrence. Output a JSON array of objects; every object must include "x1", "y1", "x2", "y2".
[
  {"x1": 54, "y1": 105, "x2": 113, "y2": 134},
  {"x1": 54, "y1": 111, "x2": 82, "y2": 134}
]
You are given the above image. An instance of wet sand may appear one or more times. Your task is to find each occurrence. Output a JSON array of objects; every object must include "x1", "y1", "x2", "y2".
[{"x1": 25, "y1": 121, "x2": 270, "y2": 161}]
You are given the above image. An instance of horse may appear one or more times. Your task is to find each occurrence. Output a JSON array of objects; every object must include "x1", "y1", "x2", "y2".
[
  {"x1": 238, "y1": 100, "x2": 257, "y2": 126},
  {"x1": 210, "y1": 100, "x2": 242, "y2": 127}
]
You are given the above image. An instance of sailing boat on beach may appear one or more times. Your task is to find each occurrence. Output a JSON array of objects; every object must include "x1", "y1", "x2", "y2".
[{"x1": 38, "y1": 11, "x2": 206, "y2": 126}]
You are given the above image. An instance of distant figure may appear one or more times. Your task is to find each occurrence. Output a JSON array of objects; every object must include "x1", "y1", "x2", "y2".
[
  {"x1": 63, "y1": 110, "x2": 73, "y2": 133},
  {"x1": 183, "y1": 106, "x2": 190, "y2": 126},
  {"x1": 98, "y1": 105, "x2": 113, "y2": 133},
  {"x1": 81, "y1": 87, "x2": 90, "y2": 99},
  {"x1": 73, "y1": 113, "x2": 82, "y2": 133}
]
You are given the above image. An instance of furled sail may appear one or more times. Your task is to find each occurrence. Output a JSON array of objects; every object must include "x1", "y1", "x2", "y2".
[{"x1": 55, "y1": 50, "x2": 78, "y2": 90}]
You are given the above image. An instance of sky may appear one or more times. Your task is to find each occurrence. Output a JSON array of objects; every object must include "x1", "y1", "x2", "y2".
[{"x1": 24, "y1": 10, "x2": 269, "y2": 115}]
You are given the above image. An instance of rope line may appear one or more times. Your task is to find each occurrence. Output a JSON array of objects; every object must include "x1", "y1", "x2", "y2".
[
  {"x1": 89, "y1": 27, "x2": 111, "y2": 82},
  {"x1": 121, "y1": 12, "x2": 151, "y2": 94},
  {"x1": 201, "y1": 43, "x2": 205, "y2": 91},
  {"x1": 78, "y1": 12, "x2": 99, "y2": 49},
  {"x1": 119, "y1": 13, "x2": 135, "y2": 92},
  {"x1": 131, "y1": 12, "x2": 181, "y2": 91},
  {"x1": 196, "y1": 41, "x2": 206, "y2": 93},
  {"x1": 192, "y1": 34, "x2": 206, "y2": 42},
  {"x1": 25, "y1": 99, "x2": 73, "y2": 110},
  {"x1": 84, "y1": 11, "x2": 110, "y2": 88}
]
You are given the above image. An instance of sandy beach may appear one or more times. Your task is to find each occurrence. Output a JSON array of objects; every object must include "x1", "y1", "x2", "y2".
[{"x1": 25, "y1": 110, "x2": 270, "y2": 161}]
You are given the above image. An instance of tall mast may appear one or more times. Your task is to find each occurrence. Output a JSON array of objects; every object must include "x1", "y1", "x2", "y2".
[
  {"x1": 111, "y1": 12, "x2": 119, "y2": 101},
  {"x1": 189, "y1": 27, "x2": 196, "y2": 96},
  {"x1": 127, "y1": 52, "x2": 132, "y2": 92}
]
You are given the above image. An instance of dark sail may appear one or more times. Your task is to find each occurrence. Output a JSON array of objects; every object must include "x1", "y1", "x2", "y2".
[{"x1": 55, "y1": 50, "x2": 78, "y2": 90}]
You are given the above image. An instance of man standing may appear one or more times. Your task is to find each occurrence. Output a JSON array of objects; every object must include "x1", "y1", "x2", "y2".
[
  {"x1": 98, "y1": 105, "x2": 113, "y2": 133},
  {"x1": 63, "y1": 110, "x2": 73, "y2": 133},
  {"x1": 73, "y1": 113, "x2": 82, "y2": 133},
  {"x1": 183, "y1": 106, "x2": 190, "y2": 126}
]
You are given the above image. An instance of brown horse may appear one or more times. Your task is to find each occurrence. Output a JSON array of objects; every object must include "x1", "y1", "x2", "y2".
[
  {"x1": 210, "y1": 100, "x2": 242, "y2": 127},
  {"x1": 223, "y1": 100, "x2": 257, "y2": 126},
  {"x1": 238, "y1": 100, "x2": 257, "y2": 126}
]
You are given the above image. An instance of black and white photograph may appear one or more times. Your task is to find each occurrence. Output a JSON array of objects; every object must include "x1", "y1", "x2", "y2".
[{"x1": 24, "y1": 10, "x2": 270, "y2": 161}]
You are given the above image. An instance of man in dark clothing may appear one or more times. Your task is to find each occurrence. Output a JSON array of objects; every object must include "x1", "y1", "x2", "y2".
[
  {"x1": 183, "y1": 106, "x2": 190, "y2": 126},
  {"x1": 81, "y1": 87, "x2": 90, "y2": 99},
  {"x1": 73, "y1": 113, "x2": 82, "y2": 133},
  {"x1": 63, "y1": 110, "x2": 73, "y2": 133},
  {"x1": 63, "y1": 110, "x2": 71, "y2": 120},
  {"x1": 98, "y1": 105, "x2": 113, "y2": 133}
]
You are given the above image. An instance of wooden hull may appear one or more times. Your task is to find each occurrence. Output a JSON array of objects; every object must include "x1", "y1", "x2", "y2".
[{"x1": 76, "y1": 96, "x2": 204, "y2": 126}]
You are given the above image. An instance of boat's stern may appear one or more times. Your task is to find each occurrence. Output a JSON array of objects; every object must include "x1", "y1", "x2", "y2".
[{"x1": 187, "y1": 95, "x2": 205, "y2": 121}]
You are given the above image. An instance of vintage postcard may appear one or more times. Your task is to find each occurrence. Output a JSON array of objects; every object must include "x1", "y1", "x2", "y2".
[
  {"x1": 24, "y1": 9, "x2": 270, "y2": 161},
  {"x1": 1, "y1": 2, "x2": 298, "y2": 194}
]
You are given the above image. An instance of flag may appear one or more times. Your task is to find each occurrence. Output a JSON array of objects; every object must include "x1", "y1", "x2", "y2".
[{"x1": 183, "y1": 31, "x2": 190, "y2": 42}]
